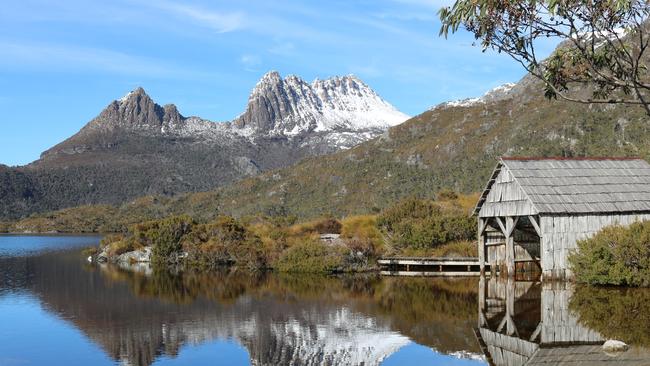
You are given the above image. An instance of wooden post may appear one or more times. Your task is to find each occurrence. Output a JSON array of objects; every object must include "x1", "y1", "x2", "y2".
[
  {"x1": 505, "y1": 216, "x2": 518, "y2": 277},
  {"x1": 478, "y1": 217, "x2": 486, "y2": 275},
  {"x1": 529, "y1": 215, "x2": 543, "y2": 279},
  {"x1": 478, "y1": 275, "x2": 486, "y2": 328},
  {"x1": 505, "y1": 276, "x2": 517, "y2": 336},
  {"x1": 495, "y1": 217, "x2": 507, "y2": 276}
]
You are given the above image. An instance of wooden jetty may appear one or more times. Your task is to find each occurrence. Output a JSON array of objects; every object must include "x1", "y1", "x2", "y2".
[{"x1": 378, "y1": 257, "x2": 488, "y2": 276}]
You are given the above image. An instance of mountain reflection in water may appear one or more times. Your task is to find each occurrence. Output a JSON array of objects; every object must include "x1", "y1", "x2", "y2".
[
  {"x1": 1, "y1": 236, "x2": 649, "y2": 366},
  {"x1": 0, "y1": 241, "x2": 483, "y2": 366}
]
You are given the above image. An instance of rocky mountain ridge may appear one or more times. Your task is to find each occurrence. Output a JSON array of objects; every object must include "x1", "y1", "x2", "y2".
[
  {"x1": 1, "y1": 72, "x2": 409, "y2": 219},
  {"x1": 234, "y1": 71, "x2": 407, "y2": 139},
  {"x1": 42, "y1": 71, "x2": 408, "y2": 159}
]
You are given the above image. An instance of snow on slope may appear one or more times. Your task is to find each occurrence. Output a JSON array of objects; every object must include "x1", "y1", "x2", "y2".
[
  {"x1": 105, "y1": 72, "x2": 409, "y2": 151},
  {"x1": 234, "y1": 71, "x2": 409, "y2": 139},
  {"x1": 434, "y1": 83, "x2": 516, "y2": 109}
]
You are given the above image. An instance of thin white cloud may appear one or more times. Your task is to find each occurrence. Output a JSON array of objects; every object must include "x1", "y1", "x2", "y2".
[
  {"x1": 240, "y1": 54, "x2": 262, "y2": 72},
  {"x1": 136, "y1": 0, "x2": 356, "y2": 46},
  {"x1": 268, "y1": 40, "x2": 296, "y2": 56},
  {"x1": 0, "y1": 40, "x2": 218, "y2": 80},
  {"x1": 350, "y1": 64, "x2": 383, "y2": 78},
  {"x1": 149, "y1": 1, "x2": 245, "y2": 33}
]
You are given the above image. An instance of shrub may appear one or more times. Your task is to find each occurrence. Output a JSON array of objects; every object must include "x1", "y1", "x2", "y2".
[
  {"x1": 275, "y1": 241, "x2": 345, "y2": 273},
  {"x1": 569, "y1": 221, "x2": 650, "y2": 286},
  {"x1": 436, "y1": 189, "x2": 459, "y2": 201},
  {"x1": 100, "y1": 233, "x2": 124, "y2": 248},
  {"x1": 288, "y1": 217, "x2": 342, "y2": 236},
  {"x1": 106, "y1": 237, "x2": 141, "y2": 256},
  {"x1": 341, "y1": 215, "x2": 385, "y2": 257},
  {"x1": 314, "y1": 217, "x2": 342, "y2": 234},
  {"x1": 395, "y1": 240, "x2": 477, "y2": 258},
  {"x1": 377, "y1": 198, "x2": 474, "y2": 252},
  {"x1": 135, "y1": 215, "x2": 194, "y2": 265},
  {"x1": 182, "y1": 216, "x2": 267, "y2": 270}
]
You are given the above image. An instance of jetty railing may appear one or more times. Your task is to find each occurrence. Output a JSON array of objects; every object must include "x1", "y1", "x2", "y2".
[{"x1": 378, "y1": 257, "x2": 488, "y2": 276}]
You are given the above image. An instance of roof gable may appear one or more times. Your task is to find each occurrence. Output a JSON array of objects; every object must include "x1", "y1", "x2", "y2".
[
  {"x1": 476, "y1": 157, "x2": 650, "y2": 215},
  {"x1": 475, "y1": 162, "x2": 537, "y2": 217}
]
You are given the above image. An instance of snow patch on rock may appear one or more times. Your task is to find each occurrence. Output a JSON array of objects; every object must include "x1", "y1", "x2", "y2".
[
  {"x1": 234, "y1": 71, "x2": 409, "y2": 143},
  {"x1": 434, "y1": 83, "x2": 516, "y2": 109}
]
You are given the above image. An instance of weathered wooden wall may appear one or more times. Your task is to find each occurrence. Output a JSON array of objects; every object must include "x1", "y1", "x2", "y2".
[
  {"x1": 540, "y1": 281, "x2": 602, "y2": 344},
  {"x1": 485, "y1": 225, "x2": 540, "y2": 274},
  {"x1": 479, "y1": 167, "x2": 537, "y2": 218},
  {"x1": 539, "y1": 213, "x2": 650, "y2": 279},
  {"x1": 514, "y1": 229, "x2": 539, "y2": 262}
]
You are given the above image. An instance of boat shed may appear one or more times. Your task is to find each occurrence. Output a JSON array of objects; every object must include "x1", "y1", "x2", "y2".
[{"x1": 475, "y1": 157, "x2": 650, "y2": 279}]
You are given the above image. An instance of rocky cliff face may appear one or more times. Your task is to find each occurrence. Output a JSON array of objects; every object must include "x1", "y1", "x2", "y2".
[
  {"x1": 42, "y1": 72, "x2": 408, "y2": 159},
  {"x1": 95, "y1": 87, "x2": 185, "y2": 132},
  {"x1": 1, "y1": 72, "x2": 409, "y2": 219},
  {"x1": 234, "y1": 71, "x2": 408, "y2": 138}
]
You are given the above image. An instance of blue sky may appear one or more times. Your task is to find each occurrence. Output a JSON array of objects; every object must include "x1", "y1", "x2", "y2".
[{"x1": 0, "y1": 0, "x2": 558, "y2": 166}]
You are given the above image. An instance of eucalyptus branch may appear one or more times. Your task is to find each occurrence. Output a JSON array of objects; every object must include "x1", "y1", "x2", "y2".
[{"x1": 439, "y1": 0, "x2": 650, "y2": 114}]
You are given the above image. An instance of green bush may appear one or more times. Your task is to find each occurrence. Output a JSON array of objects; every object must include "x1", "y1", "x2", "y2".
[
  {"x1": 275, "y1": 241, "x2": 345, "y2": 273},
  {"x1": 341, "y1": 215, "x2": 385, "y2": 257},
  {"x1": 183, "y1": 216, "x2": 267, "y2": 270},
  {"x1": 107, "y1": 238, "x2": 140, "y2": 256},
  {"x1": 314, "y1": 217, "x2": 342, "y2": 234},
  {"x1": 134, "y1": 215, "x2": 194, "y2": 265},
  {"x1": 288, "y1": 217, "x2": 343, "y2": 236},
  {"x1": 377, "y1": 198, "x2": 474, "y2": 251},
  {"x1": 100, "y1": 233, "x2": 124, "y2": 248},
  {"x1": 569, "y1": 221, "x2": 650, "y2": 286},
  {"x1": 436, "y1": 189, "x2": 459, "y2": 201}
]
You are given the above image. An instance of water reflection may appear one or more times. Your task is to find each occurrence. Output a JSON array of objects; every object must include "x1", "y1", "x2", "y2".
[
  {"x1": 0, "y1": 245, "x2": 483, "y2": 366},
  {"x1": 477, "y1": 277, "x2": 650, "y2": 365},
  {"x1": 2, "y1": 237, "x2": 649, "y2": 366}
]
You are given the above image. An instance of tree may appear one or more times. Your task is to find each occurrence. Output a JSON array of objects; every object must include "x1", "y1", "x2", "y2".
[{"x1": 439, "y1": 0, "x2": 650, "y2": 114}]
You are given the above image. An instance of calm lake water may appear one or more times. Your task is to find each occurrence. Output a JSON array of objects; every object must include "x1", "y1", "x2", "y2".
[{"x1": 0, "y1": 236, "x2": 649, "y2": 366}]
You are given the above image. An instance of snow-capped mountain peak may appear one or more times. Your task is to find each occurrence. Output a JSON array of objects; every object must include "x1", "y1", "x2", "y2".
[
  {"x1": 234, "y1": 71, "x2": 409, "y2": 139},
  {"x1": 60, "y1": 72, "x2": 409, "y2": 161}
]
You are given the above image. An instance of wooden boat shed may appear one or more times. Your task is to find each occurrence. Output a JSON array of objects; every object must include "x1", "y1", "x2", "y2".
[{"x1": 475, "y1": 157, "x2": 650, "y2": 279}]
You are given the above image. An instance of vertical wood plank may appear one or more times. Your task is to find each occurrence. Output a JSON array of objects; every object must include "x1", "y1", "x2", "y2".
[
  {"x1": 478, "y1": 218, "x2": 486, "y2": 274},
  {"x1": 506, "y1": 216, "x2": 515, "y2": 276}
]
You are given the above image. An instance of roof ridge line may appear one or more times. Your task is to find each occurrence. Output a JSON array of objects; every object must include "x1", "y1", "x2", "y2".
[{"x1": 501, "y1": 156, "x2": 643, "y2": 161}]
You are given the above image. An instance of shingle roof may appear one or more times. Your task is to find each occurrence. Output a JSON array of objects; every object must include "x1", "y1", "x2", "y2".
[{"x1": 477, "y1": 157, "x2": 650, "y2": 215}]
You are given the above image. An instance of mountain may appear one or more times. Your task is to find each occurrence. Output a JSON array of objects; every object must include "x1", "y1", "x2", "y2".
[
  {"x1": 0, "y1": 72, "x2": 408, "y2": 220},
  {"x1": 203, "y1": 71, "x2": 650, "y2": 219},
  {"x1": 11, "y1": 66, "x2": 650, "y2": 232},
  {"x1": 204, "y1": 71, "x2": 650, "y2": 219},
  {"x1": 234, "y1": 71, "x2": 408, "y2": 149}
]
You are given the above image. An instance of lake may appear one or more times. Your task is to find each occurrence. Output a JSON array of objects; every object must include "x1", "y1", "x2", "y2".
[{"x1": 0, "y1": 235, "x2": 649, "y2": 366}]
